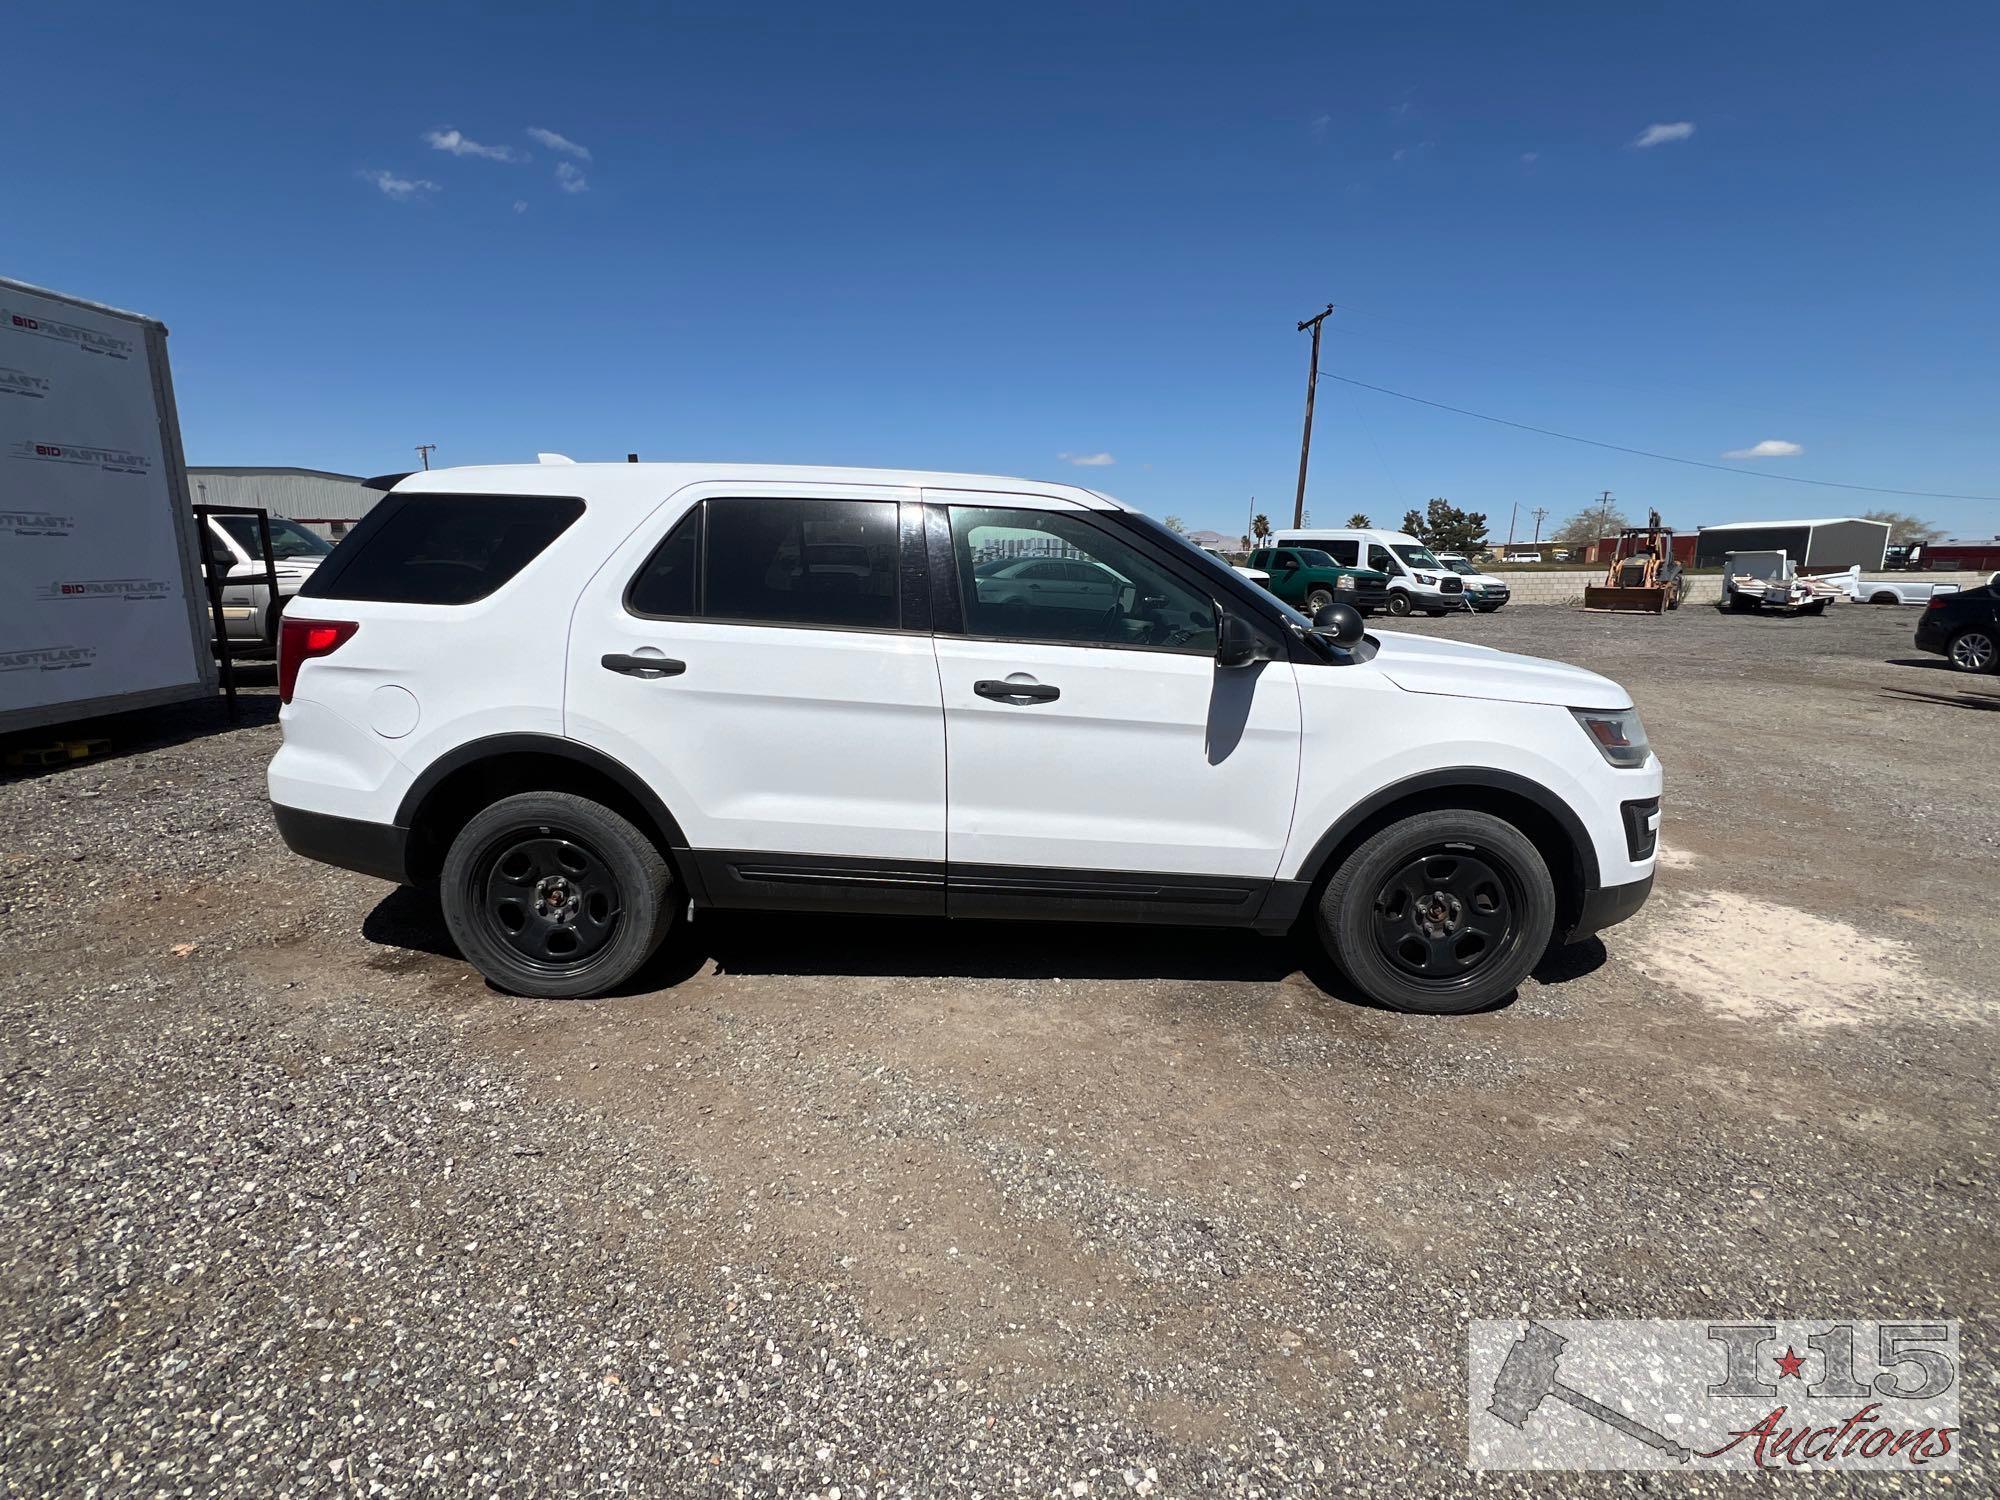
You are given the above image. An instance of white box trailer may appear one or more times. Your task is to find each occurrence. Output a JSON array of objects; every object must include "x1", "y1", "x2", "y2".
[{"x1": 1, "y1": 276, "x2": 215, "y2": 734}]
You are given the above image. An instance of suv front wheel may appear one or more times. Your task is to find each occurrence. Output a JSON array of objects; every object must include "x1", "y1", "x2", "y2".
[
  {"x1": 441, "y1": 791, "x2": 676, "y2": 998},
  {"x1": 1316, "y1": 809, "x2": 1555, "y2": 1014}
]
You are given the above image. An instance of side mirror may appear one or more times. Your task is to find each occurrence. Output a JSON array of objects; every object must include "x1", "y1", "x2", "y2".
[
  {"x1": 1312, "y1": 601, "x2": 1365, "y2": 646},
  {"x1": 1214, "y1": 606, "x2": 1267, "y2": 668}
]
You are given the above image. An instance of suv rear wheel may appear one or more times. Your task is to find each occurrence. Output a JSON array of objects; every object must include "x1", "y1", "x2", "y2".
[
  {"x1": 1316, "y1": 809, "x2": 1555, "y2": 1014},
  {"x1": 441, "y1": 791, "x2": 676, "y2": 998}
]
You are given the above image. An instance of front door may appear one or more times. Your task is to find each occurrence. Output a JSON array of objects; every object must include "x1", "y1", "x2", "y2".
[
  {"x1": 565, "y1": 485, "x2": 948, "y2": 912},
  {"x1": 929, "y1": 501, "x2": 1302, "y2": 919}
]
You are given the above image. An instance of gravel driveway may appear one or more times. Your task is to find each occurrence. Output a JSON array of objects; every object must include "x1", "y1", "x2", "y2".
[{"x1": 2, "y1": 603, "x2": 1993, "y2": 1495}]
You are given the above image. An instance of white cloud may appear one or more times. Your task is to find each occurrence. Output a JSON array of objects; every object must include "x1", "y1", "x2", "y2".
[
  {"x1": 424, "y1": 128, "x2": 520, "y2": 161},
  {"x1": 527, "y1": 127, "x2": 592, "y2": 161},
  {"x1": 513, "y1": 200, "x2": 529, "y2": 214},
  {"x1": 360, "y1": 169, "x2": 440, "y2": 201},
  {"x1": 1634, "y1": 121, "x2": 1696, "y2": 148},
  {"x1": 1723, "y1": 439, "x2": 1803, "y2": 459},
  {"x1": 1520, "y1": 151, "x2": 1539, "y2": 165},
  {"x1": 554, "y1": 160, "x2": 589, "y2": 194},
  {"x1": 1058, "y1": 452, "x2": 1116, "y2": 467},
  {"x1": 1309, "y1": 112, "x2": 1332, "y2": 142}
]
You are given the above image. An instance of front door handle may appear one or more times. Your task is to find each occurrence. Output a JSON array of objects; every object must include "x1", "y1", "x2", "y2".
[
  {"x1": 974, "y1": 679, "x2": 1059, "y2": 703},
  {"x1": 602, "y1": 652, "x2": 687, "y2": 679}
]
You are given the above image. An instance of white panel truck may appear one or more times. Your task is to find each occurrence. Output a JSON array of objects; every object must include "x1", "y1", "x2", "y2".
[{"x1": 1, "y1": 277, "x2": 215, "y2": 734}]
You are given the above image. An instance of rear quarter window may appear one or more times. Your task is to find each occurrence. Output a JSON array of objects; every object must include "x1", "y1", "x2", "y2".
[{"x1": 300, "y1": 493, "x2": 584, "y2": 605}]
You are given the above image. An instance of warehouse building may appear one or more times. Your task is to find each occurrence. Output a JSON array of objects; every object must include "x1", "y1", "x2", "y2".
[
  {"x1": 1694, "y1": 517, "x2": 1890, "y2": 571},
  {"x1": 184, "y1": 467, "x2": 379, "y2": 540}
]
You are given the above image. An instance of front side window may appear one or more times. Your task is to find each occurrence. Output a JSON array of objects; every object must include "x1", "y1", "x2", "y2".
[
  {"x1": 950, "y1": 507, "x2": 1216, "y2": 654},
  {"x1": 217, "y1": 515, "x2": 333, "y2": 561},
  {"x1": 701, "y1": 497, "x2": 900, "y2": 630},
  {"x1": 1367, "y1": 543, "x2": 1402, "y2": 575},
  {"x1": 300, "y1": 493, "x2": 584, "y2": 605}
]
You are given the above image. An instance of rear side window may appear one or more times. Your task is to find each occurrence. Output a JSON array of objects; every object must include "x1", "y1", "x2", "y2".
[
  {"x1": 1320, "y1": 538, "x2": 1359, "y2": 567},
  {"x1": 702, "y1": 497, "x2": 899, "y2": 629},
  {"x1": 302, "y1": 493, "x2": 583, "y2": 605}
]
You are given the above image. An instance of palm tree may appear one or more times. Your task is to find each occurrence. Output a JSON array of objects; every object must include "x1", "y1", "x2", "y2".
[
  {"x1": 1347, "y1": 512, "x2": 1371, "y2": 528},
  {"x1": 1252, "y1": 513, "x2": 1271, "y2": 545}
]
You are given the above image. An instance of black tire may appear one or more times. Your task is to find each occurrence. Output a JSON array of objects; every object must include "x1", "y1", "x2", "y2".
[
  {"x1": 1801, "y1": 601, "x2": 1827, "y2": 616},
  {"x1": 1947, "y1": 627, "x2": 1998, "y2": 674},
  {"x1": 1386, "y1": 592, "x2": 1413, "y2": 617},
  {"x1": 441, "y1": 791, "x2": 675, "y2": 998},
  {"x1": 1315, "y1": 809, "x2": 1556, "y2": 1015},
  {"x1": 1666, "y1": 584, "x2": 1682, "y2": 611},
  {"x1": 1305, "y1": 586, "x2": 1335, "y2": 615},
  {"x1": 1425, "y1": 609, "x2": 1448, "y2": 617}
]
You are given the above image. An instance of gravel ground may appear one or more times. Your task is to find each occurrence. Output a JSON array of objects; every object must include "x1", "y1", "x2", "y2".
[{"x1": 1, "y1": 605, "x2": 1994, "y2": 1496}]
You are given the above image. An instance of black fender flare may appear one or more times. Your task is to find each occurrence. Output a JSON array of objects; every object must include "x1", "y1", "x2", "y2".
[
  {"x1": 1292, "y1": 766, "x2": 1600, "y2": 892},
  {"x1": 395, "y1": 733, "x2": 690, "y2": 852}
]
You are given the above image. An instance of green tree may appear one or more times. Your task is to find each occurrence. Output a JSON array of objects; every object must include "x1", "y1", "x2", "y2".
[
  {"x1": 1163, "y1": 515, "x2": 1187, "y2": 535},
  {"x1": 1251, "y1": 513, "x2": 1272, "y2": 545},
  {"x1": 1346, "y1": 512, "x2": 1371, "y2": 528},
  {"x1": 1403, "y1": 498, "x2": 1491, "y2": 555},
  {"x1": 1861, "y1": 509, "x2": 1945, "y2": 545}
]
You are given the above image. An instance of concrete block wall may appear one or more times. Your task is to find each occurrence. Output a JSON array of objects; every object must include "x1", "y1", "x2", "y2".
[{"x1": 1482, "y1": 570, "x2": 1990, "y2": 608}]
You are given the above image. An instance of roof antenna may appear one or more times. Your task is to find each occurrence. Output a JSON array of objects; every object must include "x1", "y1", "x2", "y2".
[{"x1": 627, "y1": 452, "x2": 638, "y2": 463}]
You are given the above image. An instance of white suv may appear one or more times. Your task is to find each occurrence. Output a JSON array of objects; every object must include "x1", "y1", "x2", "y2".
[{"x1": 270, "y1": 462, "x2": 1660, "y2": 1014}]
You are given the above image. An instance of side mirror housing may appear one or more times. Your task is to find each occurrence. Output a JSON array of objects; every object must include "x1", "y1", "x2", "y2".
[{"x1": 1312, "y1": 601, "x2": 1365, "y2": 646}]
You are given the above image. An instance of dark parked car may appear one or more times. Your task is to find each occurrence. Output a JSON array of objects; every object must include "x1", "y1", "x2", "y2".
[{"x1": 1914, "y1": 582, "x2": 1998, "y2": 673}]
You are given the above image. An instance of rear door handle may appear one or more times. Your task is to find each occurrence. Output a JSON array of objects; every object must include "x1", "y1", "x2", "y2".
[
  {"x1": 602, "y1": 652, "x2": 687, "y2": 679},
  {"x1": 974, "y1": 679, "x2": 1059, "y2": 703}
]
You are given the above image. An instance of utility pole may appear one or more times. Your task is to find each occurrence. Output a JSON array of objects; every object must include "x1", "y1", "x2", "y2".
[
  {"x1": 1292, "y1": 304, "x2": 1333, "y2": 529},
  {"x1": 1506, "y1": 502, "x2": 1519, "y2": 547},
  {"x1": 415, "y1": 444, "x2": 436, "y2": 471},
  {"x1": 1531, "y1": 507, "x2": 1549, "y2": 544}
]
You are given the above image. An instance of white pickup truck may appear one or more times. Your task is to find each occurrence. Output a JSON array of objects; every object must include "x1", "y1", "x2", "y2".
[{"x1": 1844, "y1": 576, "x2": 1962, "y2": 606}]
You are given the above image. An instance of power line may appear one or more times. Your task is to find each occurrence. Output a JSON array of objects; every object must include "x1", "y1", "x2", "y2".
[{"x1": 1318, "y1": 371, "x2": 2000, "y2": 504}]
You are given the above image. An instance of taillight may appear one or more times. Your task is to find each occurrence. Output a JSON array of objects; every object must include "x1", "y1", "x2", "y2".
[
  {"x1": 1926, "y1": 595, "x2": 1950, "y2": 609},
  {"x1": 277, "y1": 618, "x2": 358, "y2": 704}
]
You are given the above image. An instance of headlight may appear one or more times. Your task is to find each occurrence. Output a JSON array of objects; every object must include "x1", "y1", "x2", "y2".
[
  {"x1": 1335, "y1": 573, "x2": 1355, "y2": 589},
  {"x1": 1414, "y1": 573, "x2": 1436, "y2": 585},
  {"x1": 1571, "y1": 708, "x2": 1650, "y2": 769}
]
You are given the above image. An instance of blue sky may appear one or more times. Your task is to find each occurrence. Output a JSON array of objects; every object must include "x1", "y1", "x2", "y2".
[{"x1": 6, "y1": 1, "x2": 1997, "y2": 540}]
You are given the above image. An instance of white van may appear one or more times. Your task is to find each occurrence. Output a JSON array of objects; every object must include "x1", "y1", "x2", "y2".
[{"x1": 1273, "y1": 528, "x2": 1465, "y2": 615}]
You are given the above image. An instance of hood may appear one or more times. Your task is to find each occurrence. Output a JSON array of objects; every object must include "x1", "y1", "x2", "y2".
[{"x1": 1372, "y1": 631, "x2": 1630, "y2": 709}]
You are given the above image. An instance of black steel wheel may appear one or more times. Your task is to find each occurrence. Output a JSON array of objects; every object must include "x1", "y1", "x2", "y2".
[
  {"x1": 1948, "y1": 628, "x2": 1997, "y2": 674},
  {"x1": 1370, "y1": 845, "x2": 1520, "y2": 985},
  {"x1": 1386, "y1": 591, "x2": 1413, "y2": 616},
  {"x1": 441, "y1": 791, "x2": 675, "y2": 998},
  {"x1": 1316, "y1": 809, "x2": 1556, "y2": 1014}
]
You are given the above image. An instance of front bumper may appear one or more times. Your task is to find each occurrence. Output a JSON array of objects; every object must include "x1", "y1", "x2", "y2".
[
  {"x1": 272, "y1": 803, "x2": 412, "y2": 885},
  {"x1": 1352, "y1": 583, "x2": 1391, "y2": 612},
  {"x1": 1566, "y1": 872, "x2": 1654, "y2": 942}
]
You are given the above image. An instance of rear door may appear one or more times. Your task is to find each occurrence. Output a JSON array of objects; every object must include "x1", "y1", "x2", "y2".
[
  {"x1": 564, "y1": 484, "x2": 948, "y2": 912},
  {"x1": 927, "y1": 498, "x2": 1302, "y2": 917}
]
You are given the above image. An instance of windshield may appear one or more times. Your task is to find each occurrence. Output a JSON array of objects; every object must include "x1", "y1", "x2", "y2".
[
  {"x1": 1393, "y1": 544, "x2": 1443, "y2": 570},
  {"x1": 1293, "y1": 548, "x2": 1336, "y2": 567},
  {"x1": 1117, "y1": 511, "x2": 1311, "y2": 628},
  {"x1": 1442, "y1": 558, "x2": 1479, "y2": 575},
  {"x1": 217, "y1": 515, "x2": 332, "y2": 561}
]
